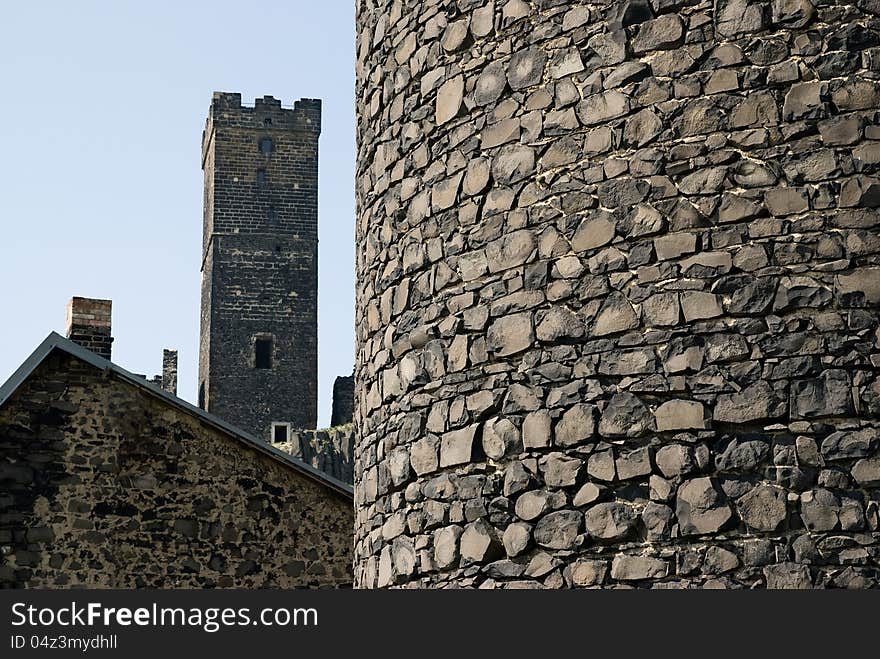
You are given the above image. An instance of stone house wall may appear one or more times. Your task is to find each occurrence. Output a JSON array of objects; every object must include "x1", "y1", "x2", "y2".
[
  {"x1": 0, "y1": 349, "x2": 352, "y2": 588},
  {"x1": 354, "y1": 0, "x2": 880, "y2": 588}
]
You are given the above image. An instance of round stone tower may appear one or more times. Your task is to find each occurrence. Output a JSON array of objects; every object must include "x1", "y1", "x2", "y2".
[{"x1": 355, "y1": 0, "x2": 880, "y2": 588}]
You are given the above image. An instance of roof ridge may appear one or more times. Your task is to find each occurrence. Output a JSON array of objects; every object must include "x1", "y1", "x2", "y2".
[{"x1": 0, "y1": 332, "x2": 353, "y2": 499}]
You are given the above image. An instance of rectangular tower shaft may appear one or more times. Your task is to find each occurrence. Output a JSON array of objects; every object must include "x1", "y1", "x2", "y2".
[{"x1": 199, "y1": 92, "x2": 320, "y2": 438}]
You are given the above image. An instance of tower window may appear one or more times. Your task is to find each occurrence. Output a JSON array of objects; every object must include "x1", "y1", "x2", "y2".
[
  {"x1": 255, "y1": 337, "x2": 273, "y2": 369},
  {"x1": 256, "y1": 169, "x2": 267, "y2": 186},
  {"x1": 268, "y1": 206, "x2": 277, "y2": 224},
  {"x1": 259, "y1": 137, "x2": 273, "y2": 154},
  {"x1": 264, "y1": 117, "x2": 272, "y2": 127},
  {"x1": 272, "y1": 423, "x2": 289, "y2": 444}
]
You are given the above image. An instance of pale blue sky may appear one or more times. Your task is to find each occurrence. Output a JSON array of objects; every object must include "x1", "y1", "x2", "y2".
[{"x1": 0, "y1": 1, "x2": 356, "y2": 427}]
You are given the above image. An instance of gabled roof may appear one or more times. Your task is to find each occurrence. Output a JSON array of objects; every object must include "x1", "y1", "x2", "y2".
[{"x1": 0, "y1": 332, "x2": 353, "y2": 499}]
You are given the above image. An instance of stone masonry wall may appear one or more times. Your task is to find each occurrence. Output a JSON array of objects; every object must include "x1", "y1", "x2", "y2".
[
  {"x1": 273, "y1": 424, "x2": 355, "y2": 484},
  {"x1": 354, "y1": 0, "x2": 880, "y2": 588},
  {"x1": 199, "y1": 93, "x2": 320, "y2": 439},
  {"x1": 0, "y1": 350, "x2": 352, "y2": 588}
]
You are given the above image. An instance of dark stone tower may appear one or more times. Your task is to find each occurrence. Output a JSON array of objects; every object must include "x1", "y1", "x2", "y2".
[{"x1": 199, "y1": 92, "x2": 320, "y2": 440}]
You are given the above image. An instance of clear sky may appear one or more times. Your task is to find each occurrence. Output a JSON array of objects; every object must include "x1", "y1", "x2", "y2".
[{"x1": 0, "y1": 1, "x2": 356, "y2": 427}]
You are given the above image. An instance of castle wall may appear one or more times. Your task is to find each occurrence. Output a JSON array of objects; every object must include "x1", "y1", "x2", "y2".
[
  {"x1": 199, "y1": 93, "x2": 320, "y2": 437},
  {"x1": 0, "y1": 350, "x2": 352, "y2": 588},
  {"x1": 273, "y1": 424, "x2": 355, "y2": 484},
  {"x1": 354, "y1": 0, "x2": 880, "y2": 588}
]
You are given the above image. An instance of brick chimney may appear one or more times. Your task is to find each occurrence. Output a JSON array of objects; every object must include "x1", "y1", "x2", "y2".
[
  {"x1": 162, "y1": 349, "x2": 178, "y2": 396},
  {"x1": 66, "y1": 297, "x2": 113, "y2": 360}
]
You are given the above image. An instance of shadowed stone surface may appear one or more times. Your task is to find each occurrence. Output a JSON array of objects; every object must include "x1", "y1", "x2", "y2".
[{"x1": 0, "y1": 351, "x2": 352, "y2": 588}]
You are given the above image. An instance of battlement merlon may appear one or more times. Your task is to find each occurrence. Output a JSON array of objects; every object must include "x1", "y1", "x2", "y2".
[{"x1": 201, "y1": 93, "x2": 321, "y2": 167}]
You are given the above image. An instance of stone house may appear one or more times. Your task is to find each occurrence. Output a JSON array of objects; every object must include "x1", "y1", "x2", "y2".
[{"x1": 0, "y1": 327, "x2": 353, "y2": 588}]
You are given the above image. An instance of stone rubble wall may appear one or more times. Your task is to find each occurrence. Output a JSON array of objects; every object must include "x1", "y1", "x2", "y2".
[
  {"x1": 0, "y1": 351, "x2": 353, "y2": 588},
  {"x1": 354, "y1": 0, "x2": 880, "y2": 588},
  {"x1": 273, "y1": 424, "x2": 355, "y2": 484}
]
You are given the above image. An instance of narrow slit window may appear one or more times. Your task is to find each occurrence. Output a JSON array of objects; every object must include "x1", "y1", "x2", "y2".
[
  {"x1": 255, "y1": 337, "x2": 273, "y2": 369},
  {"x1": 259, "y1": 137, "x2": 273, "y2": 154},
  {"x1": 256, "y1": 169, "x2": 267, "y2": 186}
]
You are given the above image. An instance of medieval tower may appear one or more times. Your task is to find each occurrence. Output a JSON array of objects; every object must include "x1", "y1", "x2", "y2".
[
  {"x1": 199, "y1": 92, "x2": 321, "y2": 441},
  {"x1": 354, "y1": 1, "x2": 880, "y2": 588}
]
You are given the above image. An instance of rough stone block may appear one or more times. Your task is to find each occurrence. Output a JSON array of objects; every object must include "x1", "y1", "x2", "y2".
[
  {"x1": 440, "y1": 425, "x2": 479, "y2": 467},
  {"x1": 584, "y1": 502, "x2": 637, "y2": 541},
  {"x1": 655, "y1": 400, "x2": 707, "y2": 431},
  {"x1": 610, "y1": 554, "x2": 668, "y2": 581},
  {"x1": 680, "y1": 291, "x2": 723, "y2": 321},
  {"x1": 632, "y1": 14, "x2": 684, "y2": 53},
  {"x1": 487, "y1": 312, "x2": 535, "y2": 356},
  {"x1": 436, "y1": 75, "x2": 464, "y2": 125},
  {"x1": 534, "y1": 510, "x2": 582, "y2": 550},
  {"x1": 554, "y1": 404, "x2": 596, "y2": 447}
]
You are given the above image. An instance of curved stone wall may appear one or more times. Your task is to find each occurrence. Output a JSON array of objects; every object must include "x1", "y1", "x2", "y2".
[{"x1": 355, "y1": 0, "x2": 880, "y2": 588}]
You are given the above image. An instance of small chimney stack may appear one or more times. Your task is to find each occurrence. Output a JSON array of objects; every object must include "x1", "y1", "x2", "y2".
[
  {"x1": 162, "y1": 349, "x2": 178, "y2": 396},
  {"x1": 66, "y1": 297, "x2": 113, "y2": 360}
]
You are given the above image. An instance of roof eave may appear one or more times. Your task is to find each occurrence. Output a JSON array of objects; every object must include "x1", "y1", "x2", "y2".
[{"x1": 0, "y1": 332, "x2": 354, "y2": 499}]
